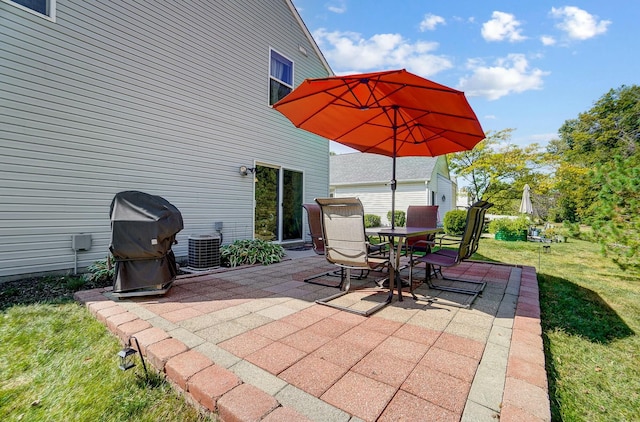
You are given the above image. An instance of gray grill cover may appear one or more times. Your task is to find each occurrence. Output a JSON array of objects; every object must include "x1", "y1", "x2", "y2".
[{"x1": 109, "y1": 191, "x2": 183, "y2": 293}]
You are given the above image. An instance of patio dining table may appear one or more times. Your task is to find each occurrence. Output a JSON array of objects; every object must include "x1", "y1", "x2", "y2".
[{"x1": 367, "y1": 226, "x2": 442, "y2": 303}]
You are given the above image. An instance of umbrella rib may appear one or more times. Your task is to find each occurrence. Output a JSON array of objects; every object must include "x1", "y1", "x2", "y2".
[
  {"x1": 288, "y1": 79, "x2": 371, "y2": 128},
  {"x1": 393, "y1": 109, "x2": 484, "y2": 140},
  {"x1": 331, "y1": 108, "x2": 390, "y2": 141},
  {"x1": 397, "y1": 104, "x2": 481, "y2": 124},
  {"x1": 337, "y1": 72, "x2": 463, "y2": 96},
  {"x1": 273, "y1": 69, "x2": 485, "y2": 158},
  {"x1": 398, "y1": 106, "x2": 482, "y2": 135},
  {"x1": 401, "y1": 125, "x2": 482, "y2": 150},
  {"x1": 331, "y1": 106, "x2": 483, "y2": 148}
]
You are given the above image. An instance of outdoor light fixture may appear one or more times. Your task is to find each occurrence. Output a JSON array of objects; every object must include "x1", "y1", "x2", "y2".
[
  {"x1": 117, "y1": 336, "x2": 148, "y2": 377},
  {"x1": 239, "y1": 165, "x2": 256, "y2": 176},
  {"x1": 118, "y1": 344, "x2": 137, "y2": 371}
]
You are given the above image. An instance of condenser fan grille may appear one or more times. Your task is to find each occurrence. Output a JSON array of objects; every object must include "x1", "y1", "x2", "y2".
[{"x1": 188, "y1": 235, "x2": 220, "y2": 269}]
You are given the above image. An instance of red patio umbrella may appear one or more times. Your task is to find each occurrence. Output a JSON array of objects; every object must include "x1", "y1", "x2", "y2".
[{"x1": 273, "y1": 69, "x2": 485, "y2": 228}]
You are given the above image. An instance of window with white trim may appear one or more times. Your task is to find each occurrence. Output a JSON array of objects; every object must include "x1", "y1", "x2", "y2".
[
  {"x1": 269, "y1": 49, "x2": 293, "y2": 105},
  {"x1": 3, "y1": 0, "x2": 55, "y2": 19}
]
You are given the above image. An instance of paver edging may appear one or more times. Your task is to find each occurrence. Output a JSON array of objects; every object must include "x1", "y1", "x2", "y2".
[
  {"x1": 499, "y1": 265, "x2": 551, "y2": 422},
  {"x1": 76, "y1": 293, "x2": 295, "y2": 422}
]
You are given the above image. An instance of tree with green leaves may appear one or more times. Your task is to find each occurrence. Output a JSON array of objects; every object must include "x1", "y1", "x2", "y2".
[
  {"x1": 552, "y1": 84, "x2": 640, "y2": 270},
  {"x1": 449, "y1": 128, "x2": 550, "y2": 215},
  {"x1": 552, "y1": 85, "x2": 640, "y2": 223},
  {"x1": 591, "y1": 153, "x2": 640, "y2": 271}
]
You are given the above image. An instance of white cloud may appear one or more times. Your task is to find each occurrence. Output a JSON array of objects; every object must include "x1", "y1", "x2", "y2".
[
  {"x1": 550, "y1": 6, "x2": 611, "y2": 40},
  {"x1": 528, "y1": 133, "x2": 557, "y2": 144},
  {"x1": 458, "y1": 54, "x2": 549, "y2": 100},
  {"x1": 327, "y1": 1, "x2": 346, "y2": 14},
  {"x1": 481, "y1": 11, "x2": 526, "y2": 42},
  {"x1": 419, "y1": 14, "x2": 445, "y2": 31},
  {"x1": 312, "y1": 29, "x2": 453, "y2": 76},
  {"x1": 540, "y1": 35, "x2": 556, "y2": 46}
]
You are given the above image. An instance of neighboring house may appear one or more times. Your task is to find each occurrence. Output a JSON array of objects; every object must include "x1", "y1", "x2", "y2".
[
  {"x1": 330, "y1": 153, "x2": 456, "y2": 226},
  {"x1": 457, "y1": 187, "x2": 471, "y2": 209},
  {"x1": 0, "y1": 0, "x2": 333, "y2": 280}
]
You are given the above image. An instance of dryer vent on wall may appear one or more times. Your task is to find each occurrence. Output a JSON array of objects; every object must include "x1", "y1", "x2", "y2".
[{"x1": 188, "y1": 234, "x2": 221, "y2": 269}]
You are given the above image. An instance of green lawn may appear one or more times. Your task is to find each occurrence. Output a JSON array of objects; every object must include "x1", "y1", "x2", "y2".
[
  {"x1": 0, "y1": 301, "x2": 215, "y2": 421},
  {"x1": 475, "y1": 237, "x2": 640, "y2": 421}
]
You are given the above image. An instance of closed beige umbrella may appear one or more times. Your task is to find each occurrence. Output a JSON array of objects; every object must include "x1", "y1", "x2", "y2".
[{"x1": 519, "y1": 184, "x2": 534, "y2": 215}]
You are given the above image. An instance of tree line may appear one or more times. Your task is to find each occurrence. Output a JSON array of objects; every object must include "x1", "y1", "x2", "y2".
[{"x1": 450, "y1": 85, "x2": 640, "y2": 271}]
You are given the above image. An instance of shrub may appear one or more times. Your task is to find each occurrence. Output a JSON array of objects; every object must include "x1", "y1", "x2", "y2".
[
  {"x1": 220, "y1": 239, "x2": 285, "y2": 267},
  {"x1": 364, "y1": 214, "x2": 381, "y2": 228},
  {"x1": 563, "y1": 220, "x2": 581, "y2": 238},
  {"x1": 489, "y1": 216, "x2": 531, "y2": 241},
  {"x1": 444, "y1": 210, "x2": 467, "y2": 235},
  {"x1": 386, "y1": 210, "x2": 406, "y2": 227},
  {"x1": 489, "y1": 216, "x2": 531, "y2": 235},
  {"x1": 542, "y1": 225, "x2": 558, "y2": 238},
  {"x1": 488, "y1": 218, "x2": 510, "y2": 234},
  {"x1": 85, "y1": 255, "x2": 115, "y2": 284},
  {"x1": 512, "y1": 215, "x2": 531, "y2": 232},
  {"x1": 543, "y1": 225, "x2": 570, "y2": 242}
]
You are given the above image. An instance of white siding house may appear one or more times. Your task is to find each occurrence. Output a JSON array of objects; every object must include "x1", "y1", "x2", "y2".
[
  {"x1": 0, "y1": 0, "x2": 333, "y2": 280},
  {"x1": 330, "y1": 153, "x2": 456, "y2": 225}
]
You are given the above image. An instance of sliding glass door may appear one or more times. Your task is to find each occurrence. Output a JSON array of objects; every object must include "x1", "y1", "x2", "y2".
[
  {"x1": 282, "y1": 169, "x2": 303, "y2": 241},
  {"x1": 254, "y1": 165, "x2": 303, "y2": 242}
]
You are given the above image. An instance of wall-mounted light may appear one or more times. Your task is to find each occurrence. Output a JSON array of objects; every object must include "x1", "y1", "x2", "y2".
[
  {"x1": 239, "y1": 166, "x2": 256, "y2": 176},
  {"x1": 441, "y1": 195, "x2": 446, "y2": 202}
]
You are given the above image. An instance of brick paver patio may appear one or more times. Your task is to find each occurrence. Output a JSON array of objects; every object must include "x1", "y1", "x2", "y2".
[{"x1": 75, "y1": 251, "x2": 550, "y2": 421}]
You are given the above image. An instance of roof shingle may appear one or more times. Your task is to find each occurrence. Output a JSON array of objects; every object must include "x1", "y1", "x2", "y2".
[{"x1": 330, "y1": 153, "x2": 440, "y2": 184}]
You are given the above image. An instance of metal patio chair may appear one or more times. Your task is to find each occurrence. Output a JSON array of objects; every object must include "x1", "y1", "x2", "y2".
[
  {"x1": 301, "y1": 203, "x2": 343, "y2": 285},
  {"x1": 405, "y1": 204, "x2": 439, "y2": 259},
  {"x1": 314, "y1": 197, "x2": 391, "y2": 316},
  {"x1": 409, "y1": 200, "x2": 492, "y2": 308}
]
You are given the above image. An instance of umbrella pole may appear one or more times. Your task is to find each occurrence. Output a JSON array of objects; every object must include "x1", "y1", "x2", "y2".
[{"x1": 391, "y1": 107, "x2": 397, "y2": 230}]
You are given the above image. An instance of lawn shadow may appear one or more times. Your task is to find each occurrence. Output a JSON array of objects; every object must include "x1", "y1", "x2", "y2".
[
  {"x1": 472, "y1": 252, "x2": 634, "y2": 343},
  {"x1": 536, "y1": 272, "x2": 635, "y2": 422},
  {"x1": 469, "y1": 252, "x2": 500, "y2": 263},
  {"x1": 472, "y1": 248, "x2": 635, "y2": 422},
  {"x1": 537, "y1": 273, "x2": 634, "y2": 343}
]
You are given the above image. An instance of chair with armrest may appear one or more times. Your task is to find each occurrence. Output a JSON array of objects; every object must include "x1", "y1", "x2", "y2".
[
  {"x1": 405, "y1": 204, "x2": 439, "y2": 257},
  {"x1": 301, "y1": 203, "x2": 341, "y2": 285},
  {"x1": 302, "y1": 203, "x2": 380, "y2": 285},
  {"x1": 409, "y1": 200, "x2": 492, "y2": 308},
  {"x1": 314, "y1": 197, "x2": 391, "y2": 316},
  {"x1": 430, "y1": 201, "x2": 492, "y2": 262},
  {"x1": 303, "y1": 203, "x2": 325, "y2": 255}
]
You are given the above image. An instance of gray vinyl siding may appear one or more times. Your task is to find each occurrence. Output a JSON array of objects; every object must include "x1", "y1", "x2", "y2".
[{"x1": 0, "y1": 0, "x2": 331, "y2": 279}]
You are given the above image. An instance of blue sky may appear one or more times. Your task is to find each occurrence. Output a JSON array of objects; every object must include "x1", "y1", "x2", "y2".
[{"x1": 292, "y1": 0, "x2": 639, "y2": 153}]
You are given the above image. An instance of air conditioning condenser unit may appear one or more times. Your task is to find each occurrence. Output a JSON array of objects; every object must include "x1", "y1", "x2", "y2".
[{"x1": 188, "y1": 234, "x2": 221, "y2": 269}]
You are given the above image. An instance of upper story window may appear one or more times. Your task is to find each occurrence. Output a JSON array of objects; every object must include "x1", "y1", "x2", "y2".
[
  {"x1": 269, "y1": 49, "x2": 293, "y2": 105},
  {"x1": 3, "y1": 0, "x2": 55, "y2": 19}
]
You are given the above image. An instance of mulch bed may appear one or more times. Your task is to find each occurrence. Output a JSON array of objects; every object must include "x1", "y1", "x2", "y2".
[{"x1": 0, "y1": 275, "x2": 112, "y2": 311}]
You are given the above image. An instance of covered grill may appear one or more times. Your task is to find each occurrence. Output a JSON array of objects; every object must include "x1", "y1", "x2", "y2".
[{"x1": 109, "y1": 191, "x2": 183, "y2": 297}]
